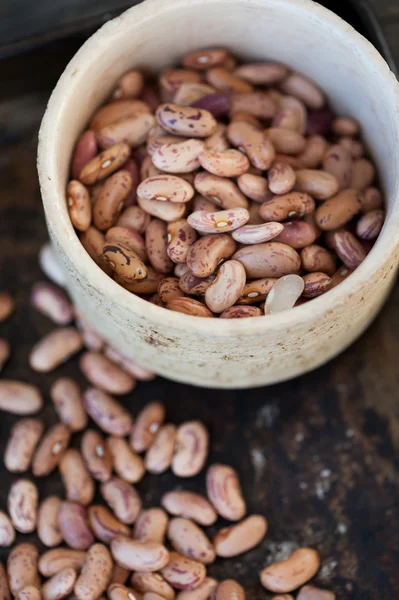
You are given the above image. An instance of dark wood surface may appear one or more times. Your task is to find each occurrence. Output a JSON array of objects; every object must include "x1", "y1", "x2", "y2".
[{"x1": 1, "y1": 2, "x2": 399, "y2": 598}]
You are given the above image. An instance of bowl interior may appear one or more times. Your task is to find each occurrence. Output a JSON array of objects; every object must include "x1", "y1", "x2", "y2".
[{"x1": 40, "y1": 0, "x2": 399, "y2": 333}]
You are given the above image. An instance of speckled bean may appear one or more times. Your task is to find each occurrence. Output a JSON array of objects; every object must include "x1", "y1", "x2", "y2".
[
  {"x1": 8, "y1": 544, "x2": 40, "y2": 595},
  {"x1": 118, "y1": 206, "x2": 151, "y2": 233},
  {"x1": 90, "y1": 99, "x2": 151, "y2": 129},
  {"x1": 144, "y1": 219, "x2": 173, "y2": 273},
  {"x1": 299, "y1": 135, "x2": 328, "y2": 168},
  {"x1": 322, "y1": 144, "x2": 353, "y2": 190},
  {"x1": 93, "y1": 170, "x2": 133, "y2": 231},
  {"x1": 160, "y1": 553, "x2": 206, "y2": 591},
  {"x1": 205, "y1": 260, "x2": 246, "y2": 313},
  {"x1": 42, "y1": 568, "x2": 77, "y2": 600},
  {"x1": 156, "y1": 104, "x2": 217, "y2": 138},
  {"x1": 198, "y1": 148, "x2": 249, "y2": 178},
  {"x1": 74, "y1": 544, "x2": 113, "y2": 600},
  {"x1": 220, "y1": 306, "x2": 262, "y2": 318},
  {"x1": 5, "y1": 418, "x2": 43, "y2": 472},
  {"x1": 103, "y1": 225, "x2": 147, "y2": 258},
  {"x1": 79, "y1": 226, "x2": 110, "y2": 272},
  {"x1": 131, "y1": 573, "x2": 175, "y2": 600},
  {"x1": 328, "y1": 230, "x2": 367, "y2": 269},
  {"x1": 152, "y1": 139, "x2": 205, "y2": 173},
  {"x1": 38, "y1": 548, "x2": 86, "y2": 577},
  {"x1": 101, "y1": 477, "x2": 142, "y2": 524},
  {"x1": 130, "y1": 401, "x2": 165, "y2": 453},
  {"x1": 361, "y1": 187, "x2": 383, "y2": 213},
  {"x1": 79, "y1": 143, "x2": 130, "y2": 185},
  {"x1": 338, "y1": 137, "x2": 364, "y2": 159},
  {"x1": 37, "y1": 496, "x2": 63, "y2": 547},
  {"x1": 51, "y1": 378, "x2": 88, "y2": 432},
  {"x1": 16, "y1": 587, "x2": 41, "y2": 600},
  {"x1": 82, "y1": 388, "x2": 133, "y2": 435},
  {"x1": 0, "y1": 564, "x2": 10, "y2": 600},
  {"x1": 211, "y1": 580, "x2": 245, "y2": 600},
  {"x1": 227, "y1": 121, "x2": 275, "y2": 170},
  {"x1": 188, "y1": 208, "x2": 249, "y2": 234},
  {"x1": 0, "y1": 380, "x2": 42, "y2": 414},
  {"x1": 96, "y1": 113, "x2": 155, "y2": 149},
  {"x1": 259, "y1": 192, "x2": 314, "y2": 222},
  {"x1": 206, "y1": 464, "x2": 246, "y2": 521},
  {"x1": 260, "y1": 547, "x2": 320, "y2": 593},
  {"x1": 233, "y1": 242, "x2": 301, "y2": 279},
  {"x1": 133, "y1": 508, "x2": 169, "y2": 544},
  {"x1": 0, "y1": 511, "x2": 15, "y2": 547},
  {"x1": 111, "y1": 536, "x2": 169, "y2": 572},
  {"x1": 58, "y1": 501, "x2": 94, "y2": 551},
  {"x1": 8, "y1": 479, "x2": 38, "y2": 533},
  {"x1": 81, "y1": 429, "x2": 112, "y2": 482},
  {"x1": 265, "y1": 128, "x2": 305, "y2": 155},
  {"x1": 67, "y1": 180, "x2": 92, "y2": 232},
  {"x1": 268, "y1": 162, "x2": 296, "y2": 195},
  {"x1": 176, "y1": 578, "x2": 218, "y2": 600},
  {"x1": 88, "y1": 505, "x2": 130, "y2": 544},
  {"x1": 31, "y1": 282, "x2": 74, "y2": 325},
  {"x1": 145, "y1": 424, "x2": 177, "y2": 474},
  {"x1": 172, "y1": 421, "x2": 209, "y2": 477},
  {"x1": 295, "y1": 169, "x2": 339, "y2": 200},
  {"x1": 273, "y1": 96, "x2": 307, "y2": 134},
  {"x1": 178, "y1": 272, "x2": 215, "y2": 295},
  {"x1": 194, "y1": 172, "x2": 248, "y2": 209},
  {"x1": 187, "y1": 234, "x2": 236, "y2": 277},
  {"x1": 166, "y1": 219, "x2": 197, "y2": 264},
  {"x1": 80, "y1": 352, "x2": 136, "y2": 395},
  {"x1": 237, "y1": 173, "x2": 270, "y2": 203},
  {"x1": 232, "y1": 222, "x2": 283, "y2": 245},
  {"x1": 167, "y1": 518, "x2": 215, "y2": 564},
  {"x1": 300, "y1": 245, "x2": 336, "y2": 276},
  {"x1": 160, "y1": 69, "x2": 202, "y2": 102},
  {"x1": 206, "y1": 68, "x2": 253, "y2": 93},
  {"x1": 102, "y1": 242, "x2": 147, "y2": 281},
  {"x1": 59, "y1": 449, "x2": 95, "y2": 506},
  {"x1": 356, "y1": 209, "x2": 384, "y2": 239},
  {"x1": 29, "y1": 327, "x2": 83, "y2": 373},
  {"x1": 167, "y1": 296, "x2": 212, "y2": 316},
  {"x1": 161, "y1": 491, "x2": 217, "y2": 527},
  {"x1": 274, "y1": 220, "x2": 318, "y2": 249},
  {"x1": 107, "y1": 436, "x2": 145, "y2": 483},
  {"x1": 237, "y1": 278, "x2": 277, "y2": 304},
  {"x1": 107, "y1": 583, "x2": 142, "y2": 600},
  {"x1": 315, "y1": 189, "x2": 363, "y2": 230},
  {"x1": 158, "y1": 278, "x2": 184, "y2": 303},
  {"x1": 32, "y1": 424, "x2": 70, "y2": 476},
  {"x1": 71, "y1": 131, "x2": 98, "y2": 180}
]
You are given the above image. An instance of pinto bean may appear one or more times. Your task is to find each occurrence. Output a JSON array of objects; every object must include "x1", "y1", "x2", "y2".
[
  {"x1": 235, "y1": 62, "x2": 288, "y2": 85},
  {"x1": 159, "y1": 278, "x2": 185, "y2": 303},
  {"x1": 211, "y1": 580, "x2": 245, "y2": 600},
  {"x1": 59, "y1": 449, "x2": 95, "y2": 506},
  {"x1": 237, "y1": 173, "x2": 271, "y2": 203},
  {"x1": 96, "y1": 113, "x2": 155, "y2": 149},
  {"x1": 58, "y1": 501, "x2": 94, "y2": 551},
  {"x1": 236, "y1": 278, "x2": 277, "y2": 304},
  {"x1": 80, "y1": 351, "x2": 136, "y2": 395},
  {"x1": 222, "y1": 305, "x2": 262, "y2": 318},
  {"x1": 232, "y1": 222, "x2": 283, "y2": 245},
  {"x1": 187, "y1": 234, "x2": 236, "y2": 277},
  {"x1": 351, "y1": 158, "x2": 375, "y2": 190},
  {"x1": 167, "y1": 518, "x2": 215, "y2": 564},
  {"x1": 71, "y1": 131, "x2": 98, "y2": 179},
  {"x1": 265, "y1": 128, "x2": 305, "y2": 155},
  {"x1": 74, "y1": 544, "x2": 113, "y2": 600},
  {"x1": 268, "y1": 162, "x2": 296, "y2": 195},
  {"x1": 130, "y1": 401, "x2": 166, "y2": 453},
  {"x1": 134, "y1": 508, "x2": 169, "y2": 544},
  {"x1": 107, "y1": 436, "x2": 145, "y2": 483},
  {"x1": 299, "y1": 135, "x2": 329, "y2": 168},
  {"x1": 37, "y1": 496, "x2": 63, "y2": 547},
  {"x1": 205, "y1": 124, "x2": 230, "y2": 152},
  {"x1": 280, "y1": 73, "x2": 325, "y2": 109},
  {"x1": 315, "y1": 189, "x2": 363, "y2": 230},
  {"x1": 167, "y1": 297, "x2": 213, "y2": 317},
  {"x1": 302, "y1": 272, "x2": 332, "y2": 298},
  {"x1": 273, "y1": 220, "x2": 318, "y2": 249},
  {"x1": 105, "y1": 226, "x2": 147, "y2": 261},
  {"x1": 32, "y1": 424, "x2": 70, "y2": 477},
  {"x1": 356, "y1": 209, "x2": 385, "y2": 239},
  {"x1": 300, "y1": 245, "x2": 336, "y2": 276},
  {"x1": 173, "y1": 82, "x2": 216, "y2": 105},
  {"x1": 117, "y1": 267, "x2": 164, "y2": 294},
  {"x1": 51, "y1": 378, "x2": 88, "y2": 432},
  {"x1": 101, "y1": 477, "x2": 142, "y2": 524},
  {"x1": 172, "y1": 421, "x2": 209, "y2": 477},
  {"x1": 38, "y1": 548, "x2": 86, "y2": 577},
  {"x1": 233, "y1": 242, "x2": 301, "y2": 279},
  {"x1": 227, "y1": 121, "x2": 275, "y2": 170},
  {"x1": 117, "y1": 206, "x2": 151, "y2": 233},
  {"x1": 79, "y1": 143, "x2": 131, "y2": 185},
  {"x1": 161, "y1": 491, "x2": 217, "y2": 527},
  {"x1": 152, "y1": 139, "x2": 205, "y2": 174},
  {"x1": 0, "y1": 380, "x2": 42, "y2": 414},
  {"x1": 259, "y1": 192, "x2": 315, "y2": 222},
  {"x1": 194, "y1": 172, "x2": 248, "y2": 209},
  {"x1": 178, "y1": 272, "x2": 215, "y2": 296},
  {"x1": 31, "y1": 281, "x2": 73, "y2": 325},
  {"x1": 361, "y1": 187, "x2": 383, "y2": 213},
  {"x1": 206, "y1": 464, "x2": 246, "y2": 521},
  {"x1": 260, "y1": 547, "x2": 320, "y2": 593},
  {"x1": 160, "y1": 553, "x2": 206, "y2": 591},
  {"x1": 101, "y1": 239, "x2": 147, "y2": 281},
  {"x1": 82, "y1": 387, "x2": 133, "y2": 435},
  {"x1": 111, "y1": 536, "x2": 170, "y2": 572},
  {"x1": 206, "y1": 68, "x2": 253, "y2": 93},
  {"x1": 42, "y1": 567, "x2": 77, "y2": 600},
  {"x1": 295, "y1": 169, "x2": 339, "y2": 200},
  {"x1": 322, "y1": 144, "x2": 353, "y2": 190},
  {"x1": 67, "y1": 180, "x2": 92, "y2": 232},
  {"x1": 328, "y1": 230, "x2": 367, "y2": 269},
  {"x1": 145, "y1": 424, "x2": 177, "y2": 474},
  {"x1": 156, "y1": 104, "x2": 217, "y2": 138},
  {"x1": 8, "y1": 544, "x2": 40, "y2": 595},
  {"x1": 205, "y1": 260, "x2": 246, "y2": 313},
  {"x1": 88, "y1": 505, "x2": 130, "y2": 544},
  {"x1": 5, "y1": 418, "x2": 44, "y2": 472},
  {"x1": 8, "y1": 479, "x2": 38, "y2": 533},
  {"x1": 81, "y1": 429, "x2": 113, "y2": 483},
  {"x1": 160, "y1": 68, "x2": 202, "y2": 102},
  {"x1": 93, "y1": 170, "x2": 133, "y2": 231},
  {"x1": 29, "y1": 327, "x2": 83, "y2": 373}
]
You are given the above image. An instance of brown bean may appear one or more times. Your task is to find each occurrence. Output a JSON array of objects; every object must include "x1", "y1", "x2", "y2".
[
  {"x1": 145, "y1": 424, "x2": 177, "y2": 474},
  {"x1": 0, "y1": 338, "x2": 10, "y2": 371},
  {"x1": 0, "y1": 511, "x2": 15, "y2": 547},
  {"x1": 273, "y1": 220, "x2": 318, "y2": 249},
  {"x1": 80, "y1": 352, "x2": 136, "y2": 395},
  {"x1": 172, "y1": 421, "x2": 209, "y2": 477},
  {"x1": 159, "y1": 278, "x2": 185, "y2": 303},
  {"x1": 131, "y1": 573, "x2": 175, "y2": 600},
  {"x1": 82, "y1": 388, "x2": 133, "y2": 435},
  {"x1": 71, "y1": 131, "x2": 98, "y2": 179},
  {"x1": 97, "y1": 113, "x2": 155, "y2": 149},
  {"x1": 8, "y1": 544, "x2": 40, "y2": 595},
  {"x1": 29, "y1": 327, "x2": 83, "y2": 373},
  {"x1": 299, "y1": 135, "x2": 328, "y2": 168},
  {"x1": 112, "y1": 70, "x2": 144, "y2": 100},
  {"x1": 101, "y1": 477, "x2": 142, "y2": 524},
  {"x1": 39, "y1": 548, "x2": 86, "y2": 577},
  {"x1": 93, "y1": 170, "x2": 133, "y2": 231},
  {"x1": 187, "y1": 234, "x2": 236, "y2": 277},
  {"x1": 328, "y1": 230, "x2": 367, "y2": 269},
  {"x1": 79, "y1": 143, "x2": 130, "y2": 185},
  {"x1": 183, "y1": 49, "x2": 229, "y2": 70},
  {"x1": 167, "y1": 297, "x2": 213, "y2": 318},
  {"x1": 300, "y1": 245, "x2": 336, "y2": 276},
  {"x1": 67, "y1": 180, "x2": 92, "y2": 232},
  {"x1": 156, "y1": 104, "x2": 217, "y2": 138},
  {"x1": 81, "y1": 429, "x2": 112, "y2": 482},
  {"x1": 144, "y1": 219, "x2": 173, "y2": 273},
  {"x1": 130, "y1": 401, "x2": 165, "y2": 453},
  {"x1": 102, "y1": 242, "x2": 147, "y2": 282},
  {"x1": 51, "y1": 378, "x2": 88, "y2": 432},
  {"x1": 260, "y1": 547, "x2": 320, "y2": 593},
  {"x1": 32, "y1": 424, "x2": 71, "y2": 476},
  {"x1": 58, "y1": 502, "x2": 94, "y2": 551},
  {"x1": 166, "y1": 219, "x2": 198, "y2": 264},
  {"x1": 90, "y1": 100, "x2": 151, "y2": 130},
  {"x1": 329, "y1": 265, "x2": 353, "y2": 289},
  {"x1": 205, "y1": 124, "x2": 230, "y2": 152},
  {"x1": 74, "y1": 544, "x2": 113, "y2": 600},
  {"x1": 206, "y1": 68, "x2": 253, "y2": 93},
  {"x1": 80, "y1": 226, "x2": 112, "y2": 273},
  {"x1": 199, "y1": 148, "x2": 249, "y2": 178},
  {"x1": 88, "y1": 505, "x2": 130, "y2": 544},
  {"x1": 5, "y1": 418, "x2": 43, "y2": 472},
  {"x1": 118, "y1": 267, "x2": 165, "y2": 294},
  {"x1": 0, "y1": 380, "x2": 43, "y2": 414},
  {"x1": 111, "y1": 536, "x2": 169, "y2": 572},
  {"x1": 280, "y1": 74, "x2": 324, "y2": 109},
  {"x1": 211, "y1": 580, "x2": 245, "y2": 600},
  {"x1": 265, "y1": 128, "x2": 306, "y2": 155},
  {"x1": 233, "y1": 242, "x2": 301, "y2": 279},
  {"x1": 160, "y1": 68, "x2": 202, "y2": 101},
  {"x1": 237, "y1": 173, "x2": 270, "y2": 203},
  {"x1": 351, "y1": 158, "x2": 375, "y2": 190},
  {"x1": 315, "y1": 189, "x2": 363, "y2": 230},
  {"x1": 297, "y1": 585, "x2": 335, "y2": 600},
  {"x1": 268, "y1": 162, "x2": 296, "y2": 195},
  {"x1": 173, "y1": 82, "x2": 216, "y2": 105},
  {"x1": 167, "y1": 518, "x2": 215, "y2": 564},
  {"x1": 227, "y1": 121, "x2": 275, "y2": 170},
  {"x1": 37, "y1": 496, "x2": 63, "y2": 547},
  {"x1": 178, "y1": 272, "x2": 215, "y2": 296},
  {"x1": 361, "y1": 187, "x2": 383, "y2": 213},
  {"x1": 220, "y1": 306, "x2": 262, "y2": 318},
  {"x1": 31, "y1": 281, "x2": 73, "y2": 325},
  {"x1": 230, "y1": 92, "x2": 276, "y2": 119},
  {"x1": 356, "y1": 209, "x2": 385, "y2": 240},
  {"x1": 235, "y1": 62, "x2": 288, "y2": 85},
  {"x1": 295, "y1": 169, "x2": 339, "y2": 200},
  {"x1": 59, "y1": 449, "x2": 95, "y2": 506},
  {"x1": 237, "y1": 278, "x2": 277, "y2": 304},
  {"x1": 118, "y1": 206, "x2": 151, "y2": 233},
  {"x1": 132, "y1": 508, "x2": 169, "y2": 545},
  {"x1": 273, "y1": 96, "x2": 307, "y2": 134},
  {"x1": 259, "y1": 192, "x2": 315, "y2": 222},
  {"x1": 206, "y1": 464, "x2": 246, "y2": 521},
  {"x1": 160, "y1": 553, "x2": 206, "y2": 591},
  {"x1": 161, "y1": 491, "x2": 217, "y2": 527},
  {"x1": 42, "y1": 568, "x2": 77, "y2": 600},
  {"x1": 176, "y1": 578, "x2": 218, "y2": 600},
  {"x1": 302, "y1": 272, "x2": 331, "y2": 298},
  {"x1": 205, "y1": 260, "x2": 246, "y2": 313},
  {"x1": 107, "y1": 436, "x2": 145, "y2": 483},
  {"x1": 16, "y1": 587, "x2": 41, "y2": 600},
  {"x1": 322, "y1": 144, "x2": 353, "y2": 190}
]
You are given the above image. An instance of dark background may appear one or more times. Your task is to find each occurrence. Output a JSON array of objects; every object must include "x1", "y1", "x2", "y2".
[{"x1": 0, "y1": 1, "x2": 399, "y2": 598}]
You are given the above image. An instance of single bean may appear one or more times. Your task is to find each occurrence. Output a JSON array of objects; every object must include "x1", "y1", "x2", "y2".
[
  {"x1": 232, "y1": 222, "x2": 283, "y2": 245},
  {"x1": 179, "y1": 272, "x2": 215, "y2": 296},
  {"x1": 67, "y1": 180, "x2": 92, "y2": 232},
  {"x1": 199, "y1": 148, "x2": 249, "y2": 178},
  {"x1": 81, "y1": 429, "x2": 113, "y2": 482},
  {"x1": 173, "y1": 82, "x2": 216, "y2": 105},
  {"x1": 102, "y1": 242, "x2": 147, "y2": 281},
  {"x1": 0, "y1": 338, "x2": 10, "y2": 371},
  {"x1": 111, "y1": 536, "x2": 169, "y2": 572},
  {"x1": 16, "y1": 587, "x2": 41, "y2": 600},
  {"x1": 205, "y1": 260, "x2": 246, "y2": 313},
  {"x1": 295, "y1": 169, "x2": 339, "y2": 200},
  {"x1": 51, "y1": 378, "x2": 88, "y2": 432},
  {"x1": 134, "y1": 508, "x2": 169, "y2": 544},
  {"x1": 8, "y1": 479, "x2": 38, "y2": 534},
  {"x1": 112, "y1": 70, "x2": 144, "y2": 100},
  {"x1": 88, "y1": 505, "x2": 130, "y2": 544},
  {"x1": 80, "y1": 227, "x2": 112, "y2": 273},
  {"x1": 107, "y1": 583, "x2": 142, "y2": 600},
  {"x1": 156, "y1": 104, "x2": 217, "y2": 138},
  {"x1": 237, "y1": 173, "x2": 271, "y2": 203},
  {"x1": 230, "y1": 92, "x2": 276, "y2": 119},
  {"x1": 259, "y1": 547, "x2": 320, "y2": 593},
  {"x1": 268, "y1": 162, "x2": 296, "y2": 195},
  {"x1": 273, "y1": 96, "x2": 307, "y2": 134},
  {"x1": 39, "y1": 242, "x2": 67, "y2": 286},
  {"x1": 356, "y1": 209, "x2": 384, "y2": 240},
  {"x1": 82, "y1": 387, "x2": 133, "y2": 435},
  {"x1": 0, "y1": 511, "x2": 15, "y2": 547},
  {"x1": 159, "y1": 278, "x2": 185, "y2": 303},
  {"x1": 4, "y1": 418, "x2": 43, "y2": 472},
  {"x1": 233, "y1": 242, "x2": 301, "y2": 279},
  {"x1": 90, "y1": 100, "x2": 151, "y2": 130},
  {"x1": 168, "y1": 518, "x2": 215, "y2": 564},
  {"x1": 152, "y1": 139, "x2": 205, "y2": 174},
  {"x1": 192, "y1": 93, "x2": 231, "y2": 119},
  {"x1": 79, "y1": 143, "x2": 130, "y2": 185},
  {"x1": 187, "y1": 234, "x2": 236, "y2": 277},
  {"x1": 97, "y1": 113, "x2": 155, "y2": 149},
  {"x1": 37, "y1": 496, "x2": 63, "y2": 547},
  {"x1": 227, "y1": 121, "x2": 275, "y2": 170},
  {"x1": 265, "y1": 128, "x2": 306, "y2": 155},
  {"x1": 315, "y1": 189, "x2": 363, "y2": 230},
  {"x1": 145, "y1": 219, "x2": 174, "y2": 273},
  {"x1": 166, "y1": 219, "x2": 198, "y2": 264},
  {"x1": 172, "y1": 421, "x2": 209, "y2": 477},
  {"x1": 161, "y1": 491, "x2": 217, "y2": 527},
  {"x1": 206, "y1": 464, "x2": 246, "y2": 521},
  {"x1": 273, "y1": 220, "x2": 318, "y2": 249},
  {"x1": 205, "y1": 124, "x2": 230, "y2": 152},
  {"x1": 101, "y1": 477, "x2": 142, "y2": 524},
  {"x1": 300, "y1": 245, "x2": 336, "y2": 276},
  {"x1": 176, "y1": 578, "x2": 218, "y2": 600},
  {"x1": 8, "y1": 544, "x2": 40, "y2": 595},
  {"x1": 361, "y1": 187, "x2": 383, "y2": 213},
  {"x1": 32, "y1": 424, "x2": 71, "y2": 476},
  {"x1": 280, "y1": 73, "x2": 324, "y2": 109},
  {"x1": 297, "y1": 585, "x2": 335, "y2": 600},
  {"x1": 39, "y1": 548, "x2": 86, "y2": 577},
  {"x1": 237, "y1": 278, "x2": 277, "y2": 304},
  {"x1": 74, "y1": 544, "x2": 113, "y2": 600},
  {"x1": 130, "y1": 401, "x2": 166, "y2": 453},
  {"x1": 167, "y1": 297, "x2": 214, "y2": 318},
  {"x1": 42, "y1": 568, "x2": 77, "y2": 600},
  {"x1": 183, "y1": 49, "x2": 229, "y2": 70},
  {"x1": 211, "y1": 580, "x2": 245, "y2": 600},
  {"x1": 145, "y1": 424, "x2": 177, "y2": 474},
  {"x1": 259, "y1": 192, "x2": 315, "y2": 222},
  {"x1": 351, "y1": 158, "x2": 375, "y2": 190},
  {"x1": 328, "y1": 230, "x2": 366, "y2": 269},
  {"x1": 194, "y1": 172, "x2": 248, "y2": 209},
  {"x1": 117, "y1": 267, "x2": 164, "y2": 294},
  {"x1": 220, "y1": 306, "x2": 262, "y2": 318},
  {"x1": 160, "y1": 68, "x2": 202, "y2": 102},
  {"x1": 322, "y1": 144, "x2": 353, "y2": 190},
  {"x1": 58, "y1": 501, "x2": 94, "y2": 551},
  {"x1": 118, "y1": 206, "x2": 151, "y2": 233},
  {"x1": 265, "y1": 274, "x2": 304, "y2": 314},
  {"x1": 93, "y1": 170, "x2": 133, "y2": 231},
  {"x1": 131, "y1": 573, "x2": 175, "y2": 600},
  {"x1": 299, "y1": 135, "x2": 328, "y2": 168},
  {"x1": 235, "y1": 62, "x2": 288, "y2": 85},
  {"x1": 107, "y1": 436, "x2": 145, "y2": 483},
  {"x1": 160, "y1": 553, "x2": 206, "y2": 591},
  {"x1": 188, "y1": 208, "x2": 249, "y2": 234},
  {"x1": 71, "y1": 131, "x2": 98, "y2": 179},
  {"x1": 332, "y1": 117, "x2": 359, "y2": 137},
  {"x1": 59, "y1": 449, "x2": 95, "y2": 506},
  {"x1": 31, "y1": 282, "x2": 74, "y2": 325},
  {"x1": 206, "y1": 68, "x2": 253, "y2": 93},
  {"x1": 329, "y1": 265, "x2": 353, "y2": 289},
  {"x1": 80, "y1": 352, "x2": 136, "y2": 395},
  {"x1": 29, "y1": 327, "x2": 83, "y2": 373}
]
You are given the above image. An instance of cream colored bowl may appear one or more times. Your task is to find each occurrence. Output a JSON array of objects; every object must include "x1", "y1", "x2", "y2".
[{"x1": 38, "y1": 0, "x2": 399, "y2": 389}]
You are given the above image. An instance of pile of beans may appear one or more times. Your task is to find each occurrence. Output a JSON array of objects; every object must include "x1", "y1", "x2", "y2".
[
  {"x1": 67, "y1": 48, "x2": 384, "y2": 318},
  {"x1": 0, "y1": 244, "x2": 336, "y2": 599}
]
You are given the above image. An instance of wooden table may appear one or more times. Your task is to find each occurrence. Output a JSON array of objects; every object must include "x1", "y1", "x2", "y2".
[{"x1": 0, "y1": 3, "x2": 398, "y2": 598}]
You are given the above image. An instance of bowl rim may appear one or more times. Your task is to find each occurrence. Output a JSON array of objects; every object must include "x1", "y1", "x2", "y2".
[{"x1": 38, "y1": 0, "x2": 399, "y2": 337}]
